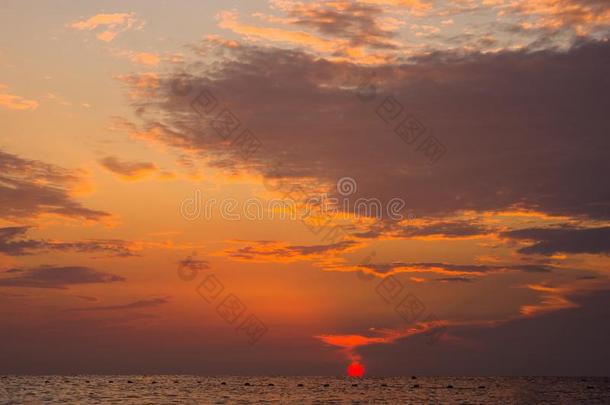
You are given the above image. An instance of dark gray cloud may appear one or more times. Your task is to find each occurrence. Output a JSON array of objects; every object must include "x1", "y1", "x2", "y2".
[
  {"x1": 358, "y1": 262, "x2": 553, "y2": 276},
  {"x1": 41, "y1": 239, "x2": 139, "y2": 257},
  {"x1": 66, "y1": 297, "x2": 169, "y2": 312},
  {"x1": 0, "y1": 265, "x2": 125, "y2": 289},
  {"x1": 0, "y1": 226, "x2": 138, "y2": 257},
  {"x1": 503, "y1": 226, "x2": 610, "y2": 255},
  {"x1": 437, "y1": 277, "x2": 475, "y2": 283},
  {"x1": 0, "y1": 226, "x2": 44, "y2": 255},
  {"x1": 0, "y1": 150, "x2": 110, "y2": 221},
  {"x1": 98, "y1": 156, "x2": 157, "y2": 178},
  {"x1": 178, "y1": 256, "x2": 209, "y2": 271},
  {"x1": 125, "y1": 39, "x2": 610, "y2": 225},
  {"x1": 354, "y1": 220, "x2": 492, "y2": 239},
  {"x1": 176, "y1": 254, "x2": 210, "y2": 281},
  {"x1": 284, "y1": 1, "x2": 398, "y2": 49}
]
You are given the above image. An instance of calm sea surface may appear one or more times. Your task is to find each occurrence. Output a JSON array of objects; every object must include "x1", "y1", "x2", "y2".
[{"x1": 1, "y1": 375, "x2": 609, "y2": 404}]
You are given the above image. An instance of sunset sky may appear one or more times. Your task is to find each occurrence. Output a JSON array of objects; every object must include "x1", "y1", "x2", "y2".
[{"x1": 1, "y1": 0, "x2": 609, "y2": 376}]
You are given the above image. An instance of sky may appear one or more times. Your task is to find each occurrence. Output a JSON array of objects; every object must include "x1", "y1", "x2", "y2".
[{"x1": 0, "y1": 0, "x2": 609, "y2": 376}]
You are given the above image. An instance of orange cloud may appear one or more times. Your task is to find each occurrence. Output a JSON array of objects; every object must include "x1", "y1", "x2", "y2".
[
  {"x1": 316, "y1": 320, "x2": 449, "y2": 361},
  {"x1": 520, "y1": 283, "x2": 578, "y2": 316},
  {"x1": 123, "y1": 72, "x2": 159, "y2": 89},
  {"x1": 219, "y1": 239, "x2": 363, "y2": 263},
  {"x1": 316, "y1": 333, "x2": 389, "y2": 361},
  {"x1": 68, "y1": 13, "x2": 143, "y2": 42},
  {"x1": 113, "y1": 72, "x2": 159, "y2": 100},
  {"x1": 217, "y1": 10, "x2": 341, "y2": 53},
  {"x1": 0, "y1": 84, "x2": 38, "y2": 110},
  {"x1": 132, "y1": 52, "x2": 160, "y2": 66},
  {"x1": 518, "y1": 273, "x2": 610, "y2": 317},
  {"x1": 510, "y1": 0, "x2": 610, "y2": 35},
  {"x1": 221, "y1": 2, "x2": 405, "y2": 64},
  {"x1": 359, "y1": 0, "x2": 431, "y2": 10}
]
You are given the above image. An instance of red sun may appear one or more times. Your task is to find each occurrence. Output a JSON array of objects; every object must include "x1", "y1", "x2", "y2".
[{"x1": 347, "y1": 362, "x2": 365, "y2": 378}]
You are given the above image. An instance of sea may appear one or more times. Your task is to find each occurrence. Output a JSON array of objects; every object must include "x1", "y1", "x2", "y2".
[{"x1": 1, "y1": 375, "x2": 609, "y2": 404}]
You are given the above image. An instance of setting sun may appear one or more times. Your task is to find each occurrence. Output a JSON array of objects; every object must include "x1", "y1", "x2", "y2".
[{"x1": 347, "y1": 362, "x2": 365, "y2": 378}]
